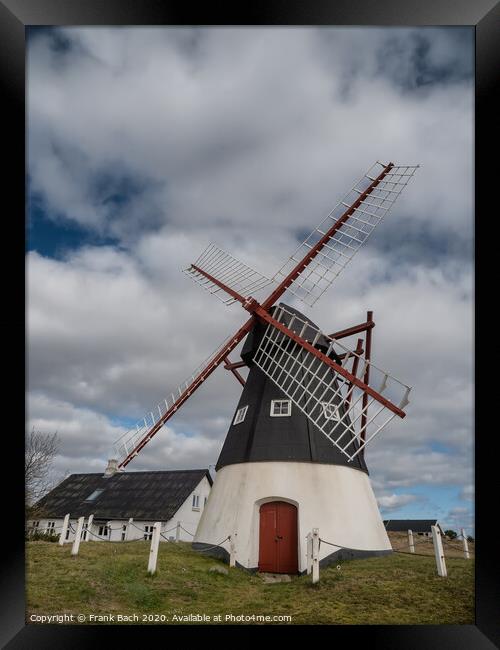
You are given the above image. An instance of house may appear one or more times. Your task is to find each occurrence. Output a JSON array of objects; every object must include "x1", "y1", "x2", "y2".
[
  {"x1": 27, "y1": 469, "x2": 212, "y2": 543},
  {"x1": 383, "y1": 519, "x2": 444, "y2": 537}
]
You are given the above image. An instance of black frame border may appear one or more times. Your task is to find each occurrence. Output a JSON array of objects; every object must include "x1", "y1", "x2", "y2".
[{"x1": 2, "y1": 0, "x2": 499, "y2": 647}]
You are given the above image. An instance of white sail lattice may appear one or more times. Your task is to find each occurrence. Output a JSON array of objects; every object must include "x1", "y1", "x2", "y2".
[
  {"x1": 183, "y1": 243, "x2": 273, "y2": 305},
  {"x1": 252, "y1": 305, "x2": 411, "y2": 461},
  {"x1": 273, "y1": 162, "x2": 419, "y2": 307},
  {"x1": 111, "y1": 331, "x2": 242, "y2": 463}
]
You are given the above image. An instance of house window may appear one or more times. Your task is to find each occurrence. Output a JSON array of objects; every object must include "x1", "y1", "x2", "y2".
[
  {"x1": 270, "y1": 400, "x2": 291, "y2": 417},
  {"x1": 98, "y1": 525, "x2": 109, "y2": 537},
  {"x1": 29, "y1": 521, "x2": 39, "y2": 537},
  {"x1": 121, "y1": 525, "x2": 127, "y2": 541},
  {"x1": 65, "y1": 527, "x2": 70, "y2": 540},
  {"x1": 204, "y1": 496, "x2": 207, "y2": 507},
  {"x1": 46, "y1": 521, "x2": 55, "y2": 534},
  {"x1": 322, "y1": 402, "x2": 342, "y2": 421},
  {"x1": 144, "y1": 525, "x2": 154, "y2": 541},
  {"x1": 192, "y1": 494, "x2": 200, "y2": 510},
  {"x1": 233, "y1": 405, "x2": 248, "y2": 425},
  {"x1": 82, "y1": 523, "x2": 88, "y2": 541},
  {"x1": 85, "y1": 489, "x2": 104, "y2": 502}
]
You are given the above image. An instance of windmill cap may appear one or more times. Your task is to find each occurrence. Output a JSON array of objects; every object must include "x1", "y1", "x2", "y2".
[{"x1": 240, "y1": 302, "x2": 338, "y2": 366}]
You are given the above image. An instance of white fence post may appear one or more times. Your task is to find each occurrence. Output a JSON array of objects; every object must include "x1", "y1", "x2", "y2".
[
  {"x1": 126, "y1": 518, "x2": 133, "y2": 541},
  {"x1": 59, "y1": 514, "x2": 70, "y2": 546},
  {"x1": 148, "y1": 522, "x2": 161, "y2": 575},
  {"x1": 71, "y1": 517, "x2": 85, "y2": 556},
  {"x1": 306, "y1": 532, "x2": 313, "y2": 575},
  {"x1": 85, "y1": 514, "x2": 94, "y2": 541},
  {"x1": 312, "y1": 528, "x2": 320, "y2": 584},
  {"x1": 461, "y1": 528, "x2": 470, "y2": 559},
  {"x1": 229, "y1": 534, "x2": 236, "y2": 568},
  {"x1": 176, "y1": 521, "x2": 181, "y2": 543},
  {"x1": 431, "y1": 525, "x2": 447, "y2": 577},
  {"x1": 408, "y1": 529, "x2": 415, "y2": 553}
]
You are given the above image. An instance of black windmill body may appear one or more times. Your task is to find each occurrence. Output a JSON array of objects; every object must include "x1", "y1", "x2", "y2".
[
  {"x1": 108, "y1": 161, "x2": 418, "y2": 572},
  {"x1": 217, "y1": 304, "x2": 368, "y2": 474}
]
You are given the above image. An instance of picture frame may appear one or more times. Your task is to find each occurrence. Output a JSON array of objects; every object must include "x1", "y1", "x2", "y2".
[{"x1": 2, "y1": 0, "x2": 497, "y2": 646}]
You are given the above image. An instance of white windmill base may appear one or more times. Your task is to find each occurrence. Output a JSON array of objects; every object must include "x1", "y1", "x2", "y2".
[{"x1": 193, "y1": 461, "x2": 392, "y2": 573}]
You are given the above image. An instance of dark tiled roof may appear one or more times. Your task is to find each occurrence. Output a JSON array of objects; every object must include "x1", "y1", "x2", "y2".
[
  {"x1": 383, "y1": 519, "x2": 439, "y2": 533},
  {"x1": 33, "y1": 469, "x2": 212, "y2": 521}
]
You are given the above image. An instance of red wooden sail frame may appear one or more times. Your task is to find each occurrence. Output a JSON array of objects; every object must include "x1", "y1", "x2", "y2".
[{"x1": 118, "y1": 163, "x2": 398, "y2": 468}]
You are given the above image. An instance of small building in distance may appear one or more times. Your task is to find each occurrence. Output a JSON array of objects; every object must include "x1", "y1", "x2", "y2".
[
  {"x1": 27, "y1": 468, "x2": 212, "y2": 543},
  {"x1": 383, "y1": 519, "x2": 444, "y2": 537}
]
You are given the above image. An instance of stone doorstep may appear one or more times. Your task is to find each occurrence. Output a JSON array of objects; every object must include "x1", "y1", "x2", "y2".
[{"x1": 259, "y1": 573, "x2": 292, "y2": 584}]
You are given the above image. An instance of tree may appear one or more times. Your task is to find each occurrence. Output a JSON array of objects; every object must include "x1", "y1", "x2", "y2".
[
  {"x1": 467, "y1": 535, "x2": 474, "y2": 543},
  {"x1": 444, "y1": 529, "x2": 457, "y2": 540},
  {"x1": 25, "y1": 428, "x2": 60, "y2": 514}
]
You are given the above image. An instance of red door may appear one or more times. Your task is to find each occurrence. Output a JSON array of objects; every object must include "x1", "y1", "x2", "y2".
[{"x1": 258, "y1": 501, "x2": 298, "y2": 574}]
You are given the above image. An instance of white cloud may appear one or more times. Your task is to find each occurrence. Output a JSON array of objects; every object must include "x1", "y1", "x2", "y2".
[{"x1": 377, "y1": 493, "x2": 419, "y2": 511}]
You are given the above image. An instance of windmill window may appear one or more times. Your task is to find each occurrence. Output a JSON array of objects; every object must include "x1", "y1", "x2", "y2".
[
  {"x1": 85, "y1": 489, "x2": 104, "y2": 502},
  {"x1": 322, "y1": 402, "x2": 342, "y2": 421},
  {"x1": 192, "y1": 494, "x2": 200, "y2": 510},
  {"x1": 270, "y1": 400, "x2": 292, "y2": 417},
  {"x1": 233, "y1": 405, "x2": 249, "y2": 425}
]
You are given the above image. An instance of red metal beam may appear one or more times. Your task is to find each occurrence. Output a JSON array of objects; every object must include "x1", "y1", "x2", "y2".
[
  {"x1": 360, "y1": 311, "x2": 374, "y2": 449},
  {"x1": 118, "y1": 317, "x2": 254, "y2": 468},
  {"x1": 260, "y1": 163, "x2": 394, "y2": 311},
  {"x1": 252, "y1": 305, "x2": 405, "y2": 418},
  {"x1": 191, "y1": 263, "x2": 249, "y2": 306},
  {"x1": 224, "y1": 360, "x2": 247, "y2": 370},
  {"x1": 223, "y1": 356, "x2": 246, "y2": 387},
  {"x1": 346, "y1": 338, "x2": 364, "y2": 407},
  {"x1": 328, "y1": 319, "x2": 375, "y2": 340},
  {"x1": 183, "y1": 265, "x2": 404, "y2": 418}
]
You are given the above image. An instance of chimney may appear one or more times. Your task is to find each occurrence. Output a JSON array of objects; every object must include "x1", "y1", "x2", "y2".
[{"x1": 103, "y1": 458, "x2": 120, "y2": 477}]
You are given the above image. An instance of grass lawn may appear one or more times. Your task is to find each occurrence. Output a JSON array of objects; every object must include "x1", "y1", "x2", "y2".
[{"x1": 26, "y1": 539, "x2": 474, "y2": 625}]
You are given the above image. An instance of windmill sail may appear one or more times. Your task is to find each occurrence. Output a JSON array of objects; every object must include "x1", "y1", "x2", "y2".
[
  {"x1": 111, "y1": 321, "x2": 252, "y2": 467},
  {"x1": 183, "y1": 243, "x2": 273, "y2": 305},
  {"x1": 272, "y1": 162, "x2": 419, "y2": 307},
  {"x1": 252, "y1": 305, "x2": 411, "y2": 461}
]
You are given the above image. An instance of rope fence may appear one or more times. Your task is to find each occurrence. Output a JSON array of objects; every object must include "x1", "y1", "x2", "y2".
[
  {"x1": 180, "y1": 525, "x2": 195, "y2": 537},
  {"x1": 193, "y1": 535, "x2": 231, "y2": 553},
  {"x1": 307, "y1": 524, "x2": 474, "y2": 584}
]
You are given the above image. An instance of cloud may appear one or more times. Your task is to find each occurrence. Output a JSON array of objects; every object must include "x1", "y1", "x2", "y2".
[
  {"x1": 28, "y1": 27, "x2": 473, "y2": 247},
  {"x1": 26, "y1": 27, "x2": 473, "y2": 522},
  {"x1": 377, "y1": 493, "x2": 419, "y2": 512}
]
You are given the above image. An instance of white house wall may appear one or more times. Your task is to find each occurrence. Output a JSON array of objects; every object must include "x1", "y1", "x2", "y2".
[{"x1": 194, "y1": 461, "x2": 391, "y2": 572}]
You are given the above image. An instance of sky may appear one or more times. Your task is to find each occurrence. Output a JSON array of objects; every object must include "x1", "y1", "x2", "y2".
[{"x1": 27, "y1": 26, "x2": 474, "y2": 534}]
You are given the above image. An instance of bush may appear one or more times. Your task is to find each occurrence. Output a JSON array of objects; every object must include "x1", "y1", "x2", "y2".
[{"x1": 26, "y1": 530, "x2": 60, "y2": 543}]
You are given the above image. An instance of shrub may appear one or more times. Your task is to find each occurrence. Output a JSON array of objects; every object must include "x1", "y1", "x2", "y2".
[{"x1": 26, "y1": 530, "x2": 60, "y2": 543}]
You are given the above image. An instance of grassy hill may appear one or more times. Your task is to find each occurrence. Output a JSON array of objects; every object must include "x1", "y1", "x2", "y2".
[{"x1": 26, "y1": 539, "x2": 474, "y2": 625}]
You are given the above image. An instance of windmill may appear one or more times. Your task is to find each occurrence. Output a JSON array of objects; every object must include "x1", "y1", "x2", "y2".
[{"x1": 110, "y1": 161, "x2": 418, "y2": 573}]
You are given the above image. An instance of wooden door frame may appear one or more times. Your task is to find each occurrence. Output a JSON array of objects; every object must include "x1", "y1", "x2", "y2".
[{"x1": 256, "y1": 497, "x2": 300, "y2": 573}]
